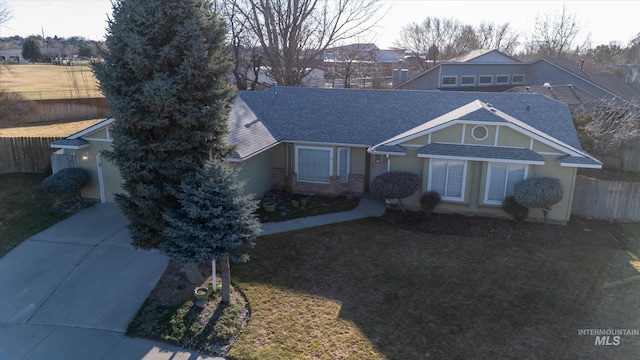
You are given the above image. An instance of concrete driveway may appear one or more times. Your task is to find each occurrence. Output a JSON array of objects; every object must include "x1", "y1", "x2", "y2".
[{"x1": 0, "y1": 203, "x2": 222, "y2": 360}]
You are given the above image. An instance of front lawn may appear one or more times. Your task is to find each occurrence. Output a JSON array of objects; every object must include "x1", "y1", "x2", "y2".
[
  {"x1": 0, "y1": 173, "x2": 69, "y2": 258},
  {"x1": 227, "y1": 217, "x2": 639, "y2": 359}
]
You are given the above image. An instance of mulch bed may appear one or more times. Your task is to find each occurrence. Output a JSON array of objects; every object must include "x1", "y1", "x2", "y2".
[{"x1": 381, "y1": 209, "x2": 629, "y2": 249}]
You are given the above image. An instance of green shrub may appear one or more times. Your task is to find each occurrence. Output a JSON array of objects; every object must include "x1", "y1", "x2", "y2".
[
  {"x1": 502, "y1": 195, "x2": 529, "y2": 221},
  {"x1": 420, "y1": 191, "x2": 441, "y2": 215},
  {"x1": 514, "y1": 178, "x2": 563, "y2": 209},
  {"x1": 42, "y1": 167, "x2": 88, "y2": 197},
  {"x1": 514, "y1": 177, "x2": 563, "y2": 222},
  {"x1": 370, "y1": 171, "x2": 420, "y2": 212}
]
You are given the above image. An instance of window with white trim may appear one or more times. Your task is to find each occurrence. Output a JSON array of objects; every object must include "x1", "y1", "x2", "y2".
[
  {"x1": 428, "y1": 159, "x2": 467, "y2": 201},
  {"x1": 496, "y1": 75, "x2": 509, "y2": 84},
  {"x1": 296, "y1": 146, "x2": 333, "y2": 183},
  {"x1": 472, "y1": 125, "x2": 488, "y2": 141},
  {"x1": 478, "y1": 75, "x2": 493, "y2": 84},
  {"x1": 512, "y1": 74, "x2": 526, "y2": 84},
  {"x1": 461, "y1": 76, "x2": 475, "y2": 85},
  {"x1": 485, "y1": 163, "x2": 527, "y2": 204},
  {"x1": 337, "y1": 147, "x2": 350, "y2": 183},
  {"x1": 441, "y1": 76, "x2": 457, "y2": 86}
]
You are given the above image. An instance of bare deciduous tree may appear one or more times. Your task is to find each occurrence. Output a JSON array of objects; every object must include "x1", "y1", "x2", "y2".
[
  {"x1": 527, "y1": 5, "x2": 583, "y2": 56},
  {"x1": 325, "y1": 43, "x2": 377, "y2": 88},
  {"x1": 217, "y1": 0, "x2": 263, "y2": 90},
  {"x1": 0, "y1": 0, "x2": 13, "y2": 26},
  {"x1": 222, "y1": 0, "x2": 382, "y2": 86},
  {"x1": 396, "y1": 17, "x2": 467, "y2": 71},
  {"x1": 395, "y1": 17, "x2": 516, "y2": 71},
  {"x1": 475, "y1": 22, "x2": 520, "y2": 55}
]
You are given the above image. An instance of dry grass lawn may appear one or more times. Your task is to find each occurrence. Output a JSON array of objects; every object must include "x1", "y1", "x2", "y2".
[
  {"x1": 0, "y1": 64, "x2": 101, "y2": 99},
  {"x1": 0, "y1": 118, "x2": 105, "y2": 137},
  {"x1": 225, "y1": 217, "x2": 640, "y2": 360}
]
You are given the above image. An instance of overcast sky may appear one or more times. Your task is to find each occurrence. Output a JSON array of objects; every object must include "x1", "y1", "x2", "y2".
[{"x1": 2, "y1": 0, "x2": 639, "y2": 48}]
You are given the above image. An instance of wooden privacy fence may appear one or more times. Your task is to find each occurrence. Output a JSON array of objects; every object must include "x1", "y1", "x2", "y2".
[
  {"x1": 572, "y1": 175, "x2": 640, "y2": 221},
  {"x1": 0, "y1": 137, "x2": 59, "y2": 173}
]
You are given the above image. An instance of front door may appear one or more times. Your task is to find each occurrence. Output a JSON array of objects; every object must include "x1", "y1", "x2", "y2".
[{"x1": 369, "y1": 153, "x2": 388, "y2": 185}]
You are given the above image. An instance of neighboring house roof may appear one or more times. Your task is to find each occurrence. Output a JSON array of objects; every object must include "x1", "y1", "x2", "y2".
[
  {"x1": 506, "y1": 84, "x2": 601, "y2": 108},
  {"x1": 447, "y1": 49, "x2": 519, "y2": 63},
  {"x1": 396, "y1": 50, "x2": 639, "y2": 109},
  {"x1": 536, "y1": 57, "x2": 640, "y2": 104}
]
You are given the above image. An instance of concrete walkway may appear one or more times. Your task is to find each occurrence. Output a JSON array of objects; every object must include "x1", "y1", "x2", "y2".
[
  {"x1": 260, "y1": 198, "x2": 386, "y2": 236},
  {"x1": 0, "y1": 198, "x2": 385, "y2": 360}
]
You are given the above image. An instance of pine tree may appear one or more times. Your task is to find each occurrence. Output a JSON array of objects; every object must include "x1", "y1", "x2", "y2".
[
  {"x1": 92, "y1": 0, "x2": 234, "y2": 249},
  {"x1": 162, "y1": 160, "x2": 261, "y2": 304}
]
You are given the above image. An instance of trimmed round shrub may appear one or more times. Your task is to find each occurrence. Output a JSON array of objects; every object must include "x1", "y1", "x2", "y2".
[
  {"x1": 42, "y1": 167, "x2": 88, "y2": 195},
  {"x1": 420, "y1": 191, "x2": 441, "y2": 214},
  {"x1": 502, "y1": 195, "x2": 529, "y2": 221},
  {"x1": 370, "y1": 171, "x2": 420, "y2": 200},
  {"x1": 514, "y1": 177, "x2": 563, "y2": 209}
]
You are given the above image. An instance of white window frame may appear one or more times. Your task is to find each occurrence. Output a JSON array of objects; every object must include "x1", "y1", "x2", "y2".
[
  {"x1": 478, "y1": 75, "x2": 493, "y2": 85},
  {"x1": 427, "y1": 159, "x2": 468, "y2": 202},
  {"x1": 441, "y1": 76, "x2": 457, "y2": 86},
  {"x1": 484, "y1": 162, "x2": 529, "y2": 205},
  {"x1": 337, "y1": 147, "x2": 350, "y2": 183},
  {"x1": 471, "y1": 125, "x2": 489, "y2": 141},
  {"x1": 495, "y1": 74, "x2": 510, "y2": 84},
  {"x1": 295, "y1": 145, "x2": 333, "y2": 184},
  {"x1": 460, "y1": 75, "x2": 476, "y2": 85},
  {"x1": 512, "y1": 74, "x2": 526, "y2": 84}
]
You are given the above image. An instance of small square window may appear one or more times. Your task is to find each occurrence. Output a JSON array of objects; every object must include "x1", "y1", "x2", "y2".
[
  {"x1": 461, "y1": 76, "x2": 475, "y2": 85},
  {"x1": 496, "y1": 75, "x2": 509, "y2": 84},
  {"x1": 442, "y1": 76, "x2": 457, "y2": 86}
]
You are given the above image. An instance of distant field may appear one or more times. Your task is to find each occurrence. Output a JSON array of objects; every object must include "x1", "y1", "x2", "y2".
[{"x1": 0, "y1": 64, "x2": 102, "y2": 100}]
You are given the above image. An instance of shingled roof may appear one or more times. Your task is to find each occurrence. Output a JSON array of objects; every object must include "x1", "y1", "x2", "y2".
[{"x1": 237, "y1": 87, "x2": 583, "y2": 150}]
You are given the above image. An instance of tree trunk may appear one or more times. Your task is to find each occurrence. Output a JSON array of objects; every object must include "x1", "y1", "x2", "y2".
[
  {"x1": 184, "y1": 262, "x2": 204, "y2": 284},
  {"x1": 211, "y1": 258, "x2": 216, "y2": 290},
  {"x1": 220, "y1": 256, "x2": 231, "y2": 304}
]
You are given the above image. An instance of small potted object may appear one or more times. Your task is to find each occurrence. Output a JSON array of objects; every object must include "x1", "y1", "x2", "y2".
[
  {"x1": 263, "y1": 201, "x2": 276, "y2": 212},
  {"x1": 194, "y1": 287, "x2": 209, "y2": 301}
]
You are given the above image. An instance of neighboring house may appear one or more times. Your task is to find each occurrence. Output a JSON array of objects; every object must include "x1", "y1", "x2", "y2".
[
  {"x1": 51, "y1": 87, "x2": 601, "y2": 223},
  {"x1": 0, "y1": 48, "x2": 25, "y2": 63},
  {"x1": 396, "y1": 50, "x2": 640, "y2": 112},
  {"x1": 323, "y1": 43, "x2": 406, "y2": 88}
]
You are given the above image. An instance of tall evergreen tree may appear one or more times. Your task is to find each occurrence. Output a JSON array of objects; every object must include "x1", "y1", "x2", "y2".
[
  {"x1": 22, "y1": 37, "x2": 42, "y2": 63},
  {"x1": 162, "y1": 160, "x2": 260, "y2": 304},
  {"x1": 92, "y1": 0, "x2": 234, "y2": 249}
]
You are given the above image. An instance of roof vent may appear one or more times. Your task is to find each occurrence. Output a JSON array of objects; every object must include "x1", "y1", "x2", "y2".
[
  {"x1": 525, "y1": 86, "x2": 530, "y2": 92},
  {"x1": 486, "y1": 103, "x2": 493, "y2": 108},
  {"x1": 567, "y1": 84, "x2": 573, "y2": 89},
  {"x1": 543, "y1": 82, "x2": 551, "y2": 88}
]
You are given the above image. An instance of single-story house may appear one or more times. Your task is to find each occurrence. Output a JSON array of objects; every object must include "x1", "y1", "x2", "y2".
[{"x1": 51, "y1": 87, "x2": 601, "y2": 223}]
